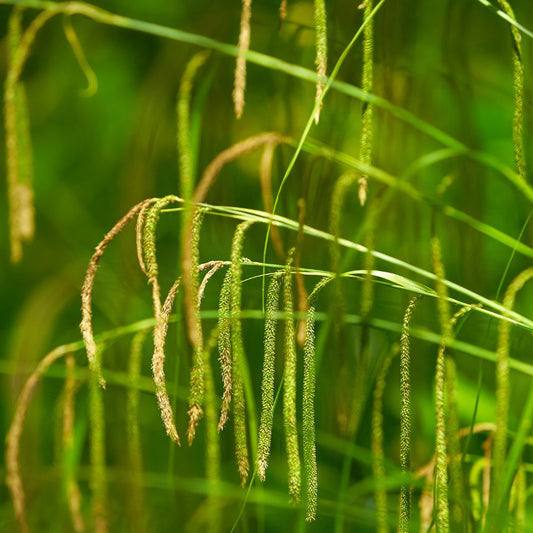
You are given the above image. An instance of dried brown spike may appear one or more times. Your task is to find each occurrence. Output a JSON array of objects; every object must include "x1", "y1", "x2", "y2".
[
  {"x1": 6, "y1": 345, "x2": 75, "y2": 533},
  {"x1": 80, "y1": 199, "x2": 152, "y2": 387}
]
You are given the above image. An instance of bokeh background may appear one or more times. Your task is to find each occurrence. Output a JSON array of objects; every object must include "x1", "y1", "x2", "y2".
[{"x1": 1, "y1": 0, "x2": 533, "y2": 531}]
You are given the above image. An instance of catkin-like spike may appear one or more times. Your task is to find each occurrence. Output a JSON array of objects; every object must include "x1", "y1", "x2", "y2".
[
  {"x1": 217, "y1": 269, "x2": 233, "y2": 431},
  {"x1": 81, "y1": 199, "x2": 153, "y2": 387},
  {"x1": 303, "y1": 303, "x2": 318, "y2": 521},
  {"x1": 358, "y1": 0, "x2": 374, "y2": 205},
  {"x1": 153, "y1": 277, "x2": 181, "y2": 445},
  {"x1": 431, "y1": 234, "x2": 451, "y2": 532},
  {"x1": 233, "y1": 0, "x2": 252, "y2": 119},
  {"x1": 230, "y1": 220, "x2": 254, "y2": 486},
  {"x1": 187, "y1": 211, "x2": 207, "y2": 444},
  {"x1": 283, "y1": 254, "x2": 301, "y2": 502},
  {"x1": 63, "y1": 15, "x2": 98, "y2": 96},
  {"x1": 495, "y1": 0, "x2": 526, "y2": 183},
  {"x1": 89, "y1": 353, "x2": 108, "y2": 533},
  {"x1": 5, "y1": 8, "x2": 51, "y2": 262},
  {"x1": 435, "y1": 338, "x2": 450, "y2": 533},
  {"x1": 177, "y1": 50, "x2": 210, "y2": 202},
  {"x1": 6, "y1": 345, "x2": 73, "y2": 533},
  {"x1": 399, "y1": 296, "x2": 419, "y2": 532},
  {"x1": 313, "y1": 0, "x2": 327, "y2": 124},
  {"x1": 260, "y1": 143, "x2": 285, "y2": 259},
  {"x1": 63, "y1": 354, "x2": 85, "y2": 533},
  {"x1": 257, "y1": 271, "x2": 284, "y2": 481},
  {"x1": 372, "y1": 344, "x2": 399, "y2": 533},
  {"x1": 492, "y1": 267, "x2": 533, "y2": 508},
  {"x1": 127, "y1": 329, "x2": 149, "y2": 522},
  {"x1": 141, "y1": 195, "x2": 182, "y2": 443},
  {"x1": 182, "y1": 132, "x2": 287, "y2": 357}
]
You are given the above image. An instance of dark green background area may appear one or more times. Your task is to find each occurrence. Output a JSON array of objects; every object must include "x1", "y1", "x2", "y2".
[{"x1": 1, "y1": 0, "x2": 532, "y2": 531}]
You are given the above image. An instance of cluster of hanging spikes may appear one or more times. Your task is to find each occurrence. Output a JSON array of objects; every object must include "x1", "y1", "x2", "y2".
[{"x1": 77, "y1": 193, "x2": 324, "y2": 521}]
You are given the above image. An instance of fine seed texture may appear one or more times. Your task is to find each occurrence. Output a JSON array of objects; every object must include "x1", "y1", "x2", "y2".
[
  {"x1": 257, "y1": 271, "x2": 283, "y2": 481},
  {"x1": 233, "y1": 0, "x2": 252, "y2": 119},
  {"x1": 313, "y1": 0, "x2": 327, "y2": 124},
  {"x1": 283, "y1": 253, "x2": 301, "y2": 502},
  {"x1": 399, "y1": 296, "x2": 419, "y2": 532}
]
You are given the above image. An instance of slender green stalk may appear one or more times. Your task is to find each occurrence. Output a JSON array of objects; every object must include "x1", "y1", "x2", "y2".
[
  {"x1": 399, "y1": 297, "x2": 418, "y2": 532},
  {"x1": 62, "y1": 14, "x2": 98, "y2": 96}
]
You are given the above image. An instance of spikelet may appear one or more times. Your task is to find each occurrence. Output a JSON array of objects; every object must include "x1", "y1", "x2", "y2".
[
  {"x1": 257, "y1": 271, "x2": 283, "y2": 481},
  {"x1": 62, "y1": 354, "x2": 85, "y2": 533},
  {"x1": 357, "y1": 0, "x2": 374, "y2": 205},
  {"x1": 187, "y1": 211, "x2": 206, "y2": 444},
  {"x1": 89, "y1": 349, "x2": 108, "y2": 533},
  {"x1": 126, "y1": 329, "x2": 149, "y2": 522},
  {"x1": 5, "y1": 8, "x2": 55, "y2": 263},
  {"x1": 283, "y1": 252, "x2": 301, "y2": 502},
  {"x1": 63, "y1": 15, "x2": 98, "y2": 97},
  {"x1": 141, "y1": 195, "x2": 182, "y2": 444},
  {"x1": 233, "y1": 0, "x2": 252, "y2": 118},
  {"x1": 431, "y1": 235, "x2": 451, "y2": 532},
  {"x1": 229, "y1": 220, "x2": 254, "y2": 486},
  {"x1": 313, "y1": 0, "x2": 327, "y2": 124},
  {"x1": 301, "y1": 276, "x2": 330, "y2": 520},
  {"x1": 372, "y1": 344, "x2": 399, "y2": 533},
  {"x1": 492, "y1": 267, "x2": 533, "y2": 508},
  {"x1": 302, "y1": 302, "x2": 318, "y2": 520},
  {"x1": 81, "y1": 199, "x2": 153, "y2": 387},
  {"x1": 217, "y1": 269, "x2": 233, "y2": 431},
  {"x1": 399, "y1": 296, "x2": 419, "y2": 532},
  {"x1": 495, "y1": 0, "x2": 526, "y2": 183},
  {"x1": 188, "y1": 259, "x2": 224, "y2": 442},
  {"x1": 6, "y1": 346, "x2": 71, "y2": 533}
]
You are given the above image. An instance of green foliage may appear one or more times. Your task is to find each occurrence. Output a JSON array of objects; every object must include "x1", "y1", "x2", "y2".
[{"x1": 2, "y1": 0, "x2": 533, "y2": 531}]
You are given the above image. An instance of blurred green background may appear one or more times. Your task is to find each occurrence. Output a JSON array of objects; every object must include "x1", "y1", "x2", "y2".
[{"x1": 1, "y1": 0, "x2": 533, "y2": 531}]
